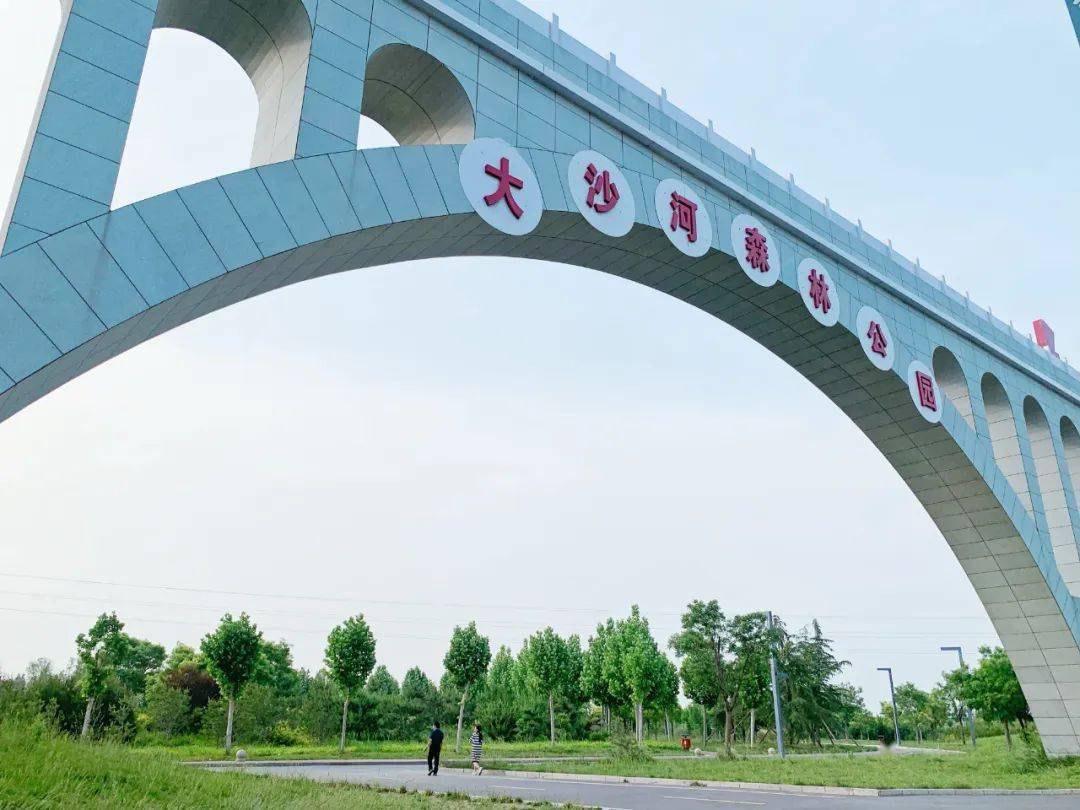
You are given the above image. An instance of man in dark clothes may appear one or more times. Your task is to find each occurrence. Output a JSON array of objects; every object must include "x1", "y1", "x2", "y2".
[{"x1": 427, "y1": 721, "x2": 444, "y2": 775}]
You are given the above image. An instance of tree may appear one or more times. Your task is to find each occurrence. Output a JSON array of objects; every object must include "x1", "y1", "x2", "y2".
[
  {"x1": 75, "y1": 612, "x2": 130, "y2": 739},
  {"x1": 893, "y1": 682, "x2": 932, "y2": 743},
  {"x1": 201, "y1": 613, "x2": 263, "y2": 752},
  {"x1": 520, "y1": 628, "x2": 576, "y2": 744},
  {"x1": 443, "y1": 622, "x2": 491, "y2": 751},
  {"x1": 325, "y1": 615, "x2": 377, "y2": 753},
  {"x1": 582, "y1": 620, "x2": 620, "y2": 730},
  {"x1": 609, "y1": 606, "x2": 669, "y2": 742},
  {"x1": 962, "y1": 646, "x2": 1030, "y2": 747},
  {"x1": 775, "y1": 620, "x2": 849, "y2": 747},
  {"x1": 668, "y1": 603, "x2": 769, "y2": 754},
  {"x1": 669, "y1": 601, "x2": 727, "y2": 750},
  {"x1": 477, "y1": 646, "x2": 521, "y2": 740},
  {"x1": 254, "y1": 640, "x2": 301, "y2": 697},
  {"x1": 367, "y1": 665, "x2": 400, "y2": 696}
]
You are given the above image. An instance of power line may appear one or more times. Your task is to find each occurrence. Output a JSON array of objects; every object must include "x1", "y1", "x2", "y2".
[
  {"x1": 0, "y1": 588, "x2": 997, "y2": 640},
  {"x1": 0, "y1": 571, "x2": 612, "y2": 614},
  {"x1": 0, "y1": 571, "x2": 996, "y2": 622},
  {"x1": 0, "y1": 606, "x2": 442, "y2": 641}
]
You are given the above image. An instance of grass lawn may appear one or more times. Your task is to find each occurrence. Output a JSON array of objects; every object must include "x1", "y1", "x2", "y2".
[
  {"x1": 0, "y1": 721, "x2": 556, "y2": 808},
  {"x1": 140, "y1": 736, "x2": 868, "y2": 763},
  {"x1": 494, "y1": 735, "x2": 1080, "y2": 790}
]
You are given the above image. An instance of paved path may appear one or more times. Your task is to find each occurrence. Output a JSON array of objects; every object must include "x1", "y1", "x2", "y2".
[{"x1": 209, "y1": 761, "x2": 1080, "y2": 808}]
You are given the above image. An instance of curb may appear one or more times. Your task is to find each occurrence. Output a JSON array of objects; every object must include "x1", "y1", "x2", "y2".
[{"x1": 471, "y1": 768, "x2": 1080, "y2": 798}]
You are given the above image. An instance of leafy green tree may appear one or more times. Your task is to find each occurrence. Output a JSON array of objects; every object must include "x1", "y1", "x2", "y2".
[
  {"x1": 324, "y1": 615, "x2": 377, "y2": 753},
  {"x1": 75, "y1": 613, "x2": 130, "y2": 739},
  {"x1": 608, "y1": 606, "x2": 670, "y2": 742},
  {"x1": 962, "y1": 646, "x2": 1030, "y2": 747},
  {"x1": 520, "y1": 628, "x2": 577, "y2": 743},
  {"x1": 892, "y1": 682, "x2": 931, "y2": 742},
  {"x1": 114, "y1": 637, "x2": 166, "y2": 694},
  {"x1": 201, "y1": 613, "x2": 263, "y2": 752},
  {"x1": 582, "y1": 620, "x2": 619, "y2": 730},
  {"x1": 161, "y1": 644, "x2": 219, "y2": 721},
  {"x1": 443, "y1": 622, "x2": 491, "y2": 751},
  {"x1": 775, "y1": 620, "x2": 849, "y2": 747},
  {"x1": 400, "y1": 667, "x2": 439, "y2": 739},
  {"x1": 144, "y1": 679, "x2": 192, "y2": 737},
  {"x1": 477, "y1": 646, "x2": 521, "y2": 740},
  {"x1": 254, "y1": 640, "x2": 302, "y2": 697},
  {"x1": 367, "y1": 665, "x2": 399, "y2": 696},
  {"x1": 669, "y1": 602, "x2": 769, "y2": 753}
]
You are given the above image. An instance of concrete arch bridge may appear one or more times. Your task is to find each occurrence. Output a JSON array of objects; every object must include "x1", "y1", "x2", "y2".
[{"x1": 5, "y1": 0, "x2": 1080, "y2": 755}]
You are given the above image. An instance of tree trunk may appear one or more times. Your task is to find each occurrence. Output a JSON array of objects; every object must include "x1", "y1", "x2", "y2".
[
  {"x1": 635, "y1": 702, "x2": 643, "y2": 743},
  {"x1": 1003, "y1": 720, "x2": 1012, "y2": 748},
  {"x1": 339, "y1": 697, "x2": 349, "y2": 753},
  {"x1": 548, "y1": 693, "x2": 556, "y2": 744},
  {"x1": 701, "y1": 704, "x2": 707, "y2": 749},
  {"x1": 665, "y1": 711, "x2": 671, "y2": 740},
  {"x1": 80, "y1": 696, "x2": 95, "y2": 740},
  {"x1": 723, "y1": 702, "x2": 733, "y2": 756},
  {"x1": 225, "y1": 695, "x2": 235, "y2": 752},
  {"x1": 455, "y1": 685, "x2": 468, "y2": 752},
  {"x1": 750, "y1": 708, "x2": 756, "y2": 748}
]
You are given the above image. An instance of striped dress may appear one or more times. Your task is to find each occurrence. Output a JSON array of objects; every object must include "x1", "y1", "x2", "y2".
[{"x1": 470, "y1": 732, "x2": 483, "y2": 762}]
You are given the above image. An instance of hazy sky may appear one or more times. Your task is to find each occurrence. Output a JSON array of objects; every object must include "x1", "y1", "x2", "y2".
[{"x1": 0, "y1": 1, "x2": 1077, "y2": 713}]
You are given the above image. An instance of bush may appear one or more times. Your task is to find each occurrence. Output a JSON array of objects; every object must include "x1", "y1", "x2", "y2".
[
  {"x1": 608, "y1": 728, "x2": 652, "y2": 762},
  {"x1": 267, "y1": 721, "x2": 314, "y2": 747},
  {"x1": 145, "y1": 681, "x2": 193, "y2": 737}
]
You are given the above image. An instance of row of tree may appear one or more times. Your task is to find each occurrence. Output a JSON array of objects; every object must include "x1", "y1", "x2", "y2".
[{"x1": 0, "y1": 602, "x2": 1032, "y2": 752}]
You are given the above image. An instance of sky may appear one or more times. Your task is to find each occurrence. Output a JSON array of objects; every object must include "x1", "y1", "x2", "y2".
[{"x1": 0, "y1": 1, "x2": 1077, "y2": 713}]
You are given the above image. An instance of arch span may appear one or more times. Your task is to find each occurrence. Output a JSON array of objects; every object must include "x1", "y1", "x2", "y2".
[
  {"x1": 5, "y1": 0, "x2": 1080, "y2": 757},
  {"x1": 1, "y1": 144, "x2": 1080, "y2": 753}
]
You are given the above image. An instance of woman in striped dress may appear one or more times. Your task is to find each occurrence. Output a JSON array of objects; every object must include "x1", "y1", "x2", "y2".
[{"x1": 469, "y1": 724, "x2": 484, "y2": 774}]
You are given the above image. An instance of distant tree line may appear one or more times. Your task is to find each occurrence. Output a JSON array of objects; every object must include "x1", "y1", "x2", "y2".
[{"x1": 0, "y1": 603, "x2": 1031, "y2": 751}]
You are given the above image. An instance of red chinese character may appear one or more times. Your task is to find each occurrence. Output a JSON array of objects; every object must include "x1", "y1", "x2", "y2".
[
  {"x1": 867, "y1": 321, "x2": 888, "y2": 358},
  {"x1": 807, "y1": 268, "x2": 831, "y2": 314},
  {"x1": 744, "y1": 227, "x2": 770, "y2": 273},
  {"x1": 483, "y1": 156, "x2": 525, "y2": 219},
  {"x1": 669, "y1": 192, "x2": 698, "y2": 243},
  {"x1": 584, "y1": 163, "x2": 620, "y2": 214},
  {"x1": 915, "y1": 370, "x2": 937, "y2": 411}
]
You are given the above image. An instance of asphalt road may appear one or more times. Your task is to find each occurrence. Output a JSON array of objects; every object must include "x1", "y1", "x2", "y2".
[{"x1": 214, "y1": 761, "x2": 1080, "y2": 809}]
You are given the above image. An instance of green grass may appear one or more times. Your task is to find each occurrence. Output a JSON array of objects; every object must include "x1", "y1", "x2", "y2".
[
  {"x1": 139, "y1": 736, "x2": 867, "y2": 763},
  {"x1": 0, "y1": 720, "x2": 557, "y2": 808},
  {"x1": 493, "y1": 735, "x2": 1080, "y2": 790}
]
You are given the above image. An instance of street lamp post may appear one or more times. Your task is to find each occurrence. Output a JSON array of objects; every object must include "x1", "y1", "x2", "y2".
[
  {"x1": 767, "y1": 611, "x2": 786, "y2": 759},
  {"x1": 878, "y1": 667, "x2": 900, "y2": 747},
  {"x1": 941, "y1": 645, "x2": 976, "y2": 748}
]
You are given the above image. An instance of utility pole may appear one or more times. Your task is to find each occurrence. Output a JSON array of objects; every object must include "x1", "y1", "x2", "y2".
[
  {"x1": 941, "y1": 645, "x2": 976, "y2": 748},
  {"x1": 878, "y1": 667, "x2": 900, "y2": 747},
  {"x1": 767, "y1": 611, "x2": 785, "y2": 759}
]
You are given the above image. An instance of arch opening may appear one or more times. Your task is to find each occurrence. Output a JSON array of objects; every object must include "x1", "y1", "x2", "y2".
[
  {"x1": 358, "y1": 116, "x2": 400, "y2": 150},
  {"x1": 153, "y1": 0, "x2": 311, "y2": 167},
  {"x1": 981, "y1": 374, "x2": 1033, "y2": 513},
  {"x1": 1024, "y1": 398, "x2": 1080, "y2": 591},
  {"x1": 1062, "y1": 416, "x2": 1080, "y2": 539},
  {"x1": 112, "y1": 30, "x2": 258, "y2": 208},
  {"x1": 932, "y1": 347, "x2": 974, "y2": 431},
  {"x1": 360, "y1": 44, "x2": 475, "y2": 146}
]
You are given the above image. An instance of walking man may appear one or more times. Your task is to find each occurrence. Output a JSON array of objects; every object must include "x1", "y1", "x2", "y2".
[{"x1": 427, "y1": 721, "x2": 444, "y2": 775}]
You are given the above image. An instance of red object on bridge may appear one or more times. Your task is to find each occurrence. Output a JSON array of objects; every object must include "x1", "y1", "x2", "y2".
[
  {"x1": 681, "y1": 736, "x2": 692, "y2": 750},
  {"x1": 1034, "y1": 319, "x2": 1058, "y2": 356}
]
